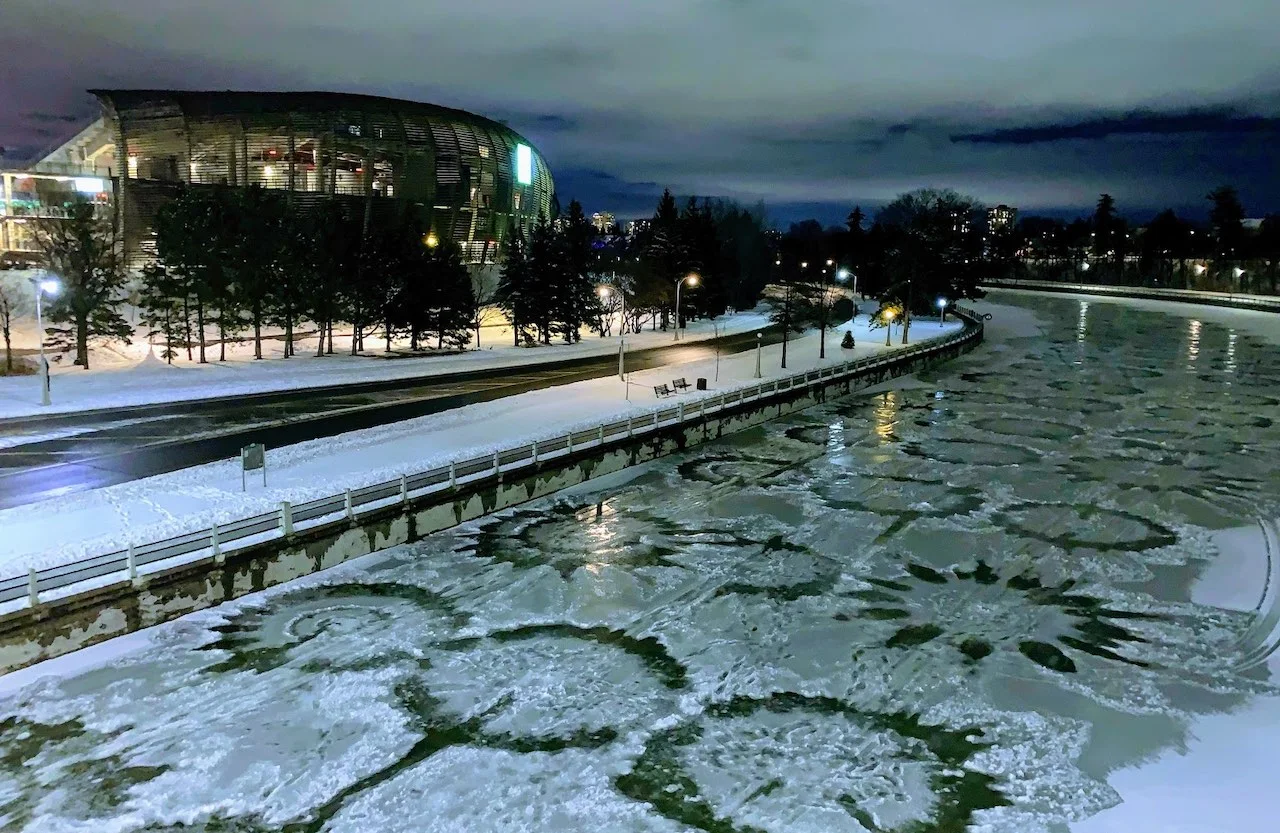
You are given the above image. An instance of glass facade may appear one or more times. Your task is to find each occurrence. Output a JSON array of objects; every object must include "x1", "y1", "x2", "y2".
[{"x1": 92, "y1": 90, "x2": 555, "y2": 266}]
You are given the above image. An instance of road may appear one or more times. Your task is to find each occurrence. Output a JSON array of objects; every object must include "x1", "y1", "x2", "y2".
[{"x1": 0, "y1": 328, "x2": 785, "y2": 509}]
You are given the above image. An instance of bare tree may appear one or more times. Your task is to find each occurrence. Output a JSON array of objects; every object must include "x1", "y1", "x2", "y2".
[{"x1": 0, "y1": 275, "x2": 31, "y2": 373}]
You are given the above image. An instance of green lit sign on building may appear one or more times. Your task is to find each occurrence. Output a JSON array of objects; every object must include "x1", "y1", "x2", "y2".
[{"x1": 516, "y1": 144, "x2": 533, "y2": 185}]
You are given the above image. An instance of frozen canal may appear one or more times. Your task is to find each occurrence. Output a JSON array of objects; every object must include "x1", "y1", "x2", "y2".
[{"x1": 2, "y1": 292, "x2": 1279, "y2": 832}]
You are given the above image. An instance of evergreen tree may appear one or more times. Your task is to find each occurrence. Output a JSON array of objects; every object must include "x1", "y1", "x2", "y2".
[
  {"x1": 33, "y1": 198, "x2": 132, "y2": 368},
  {"x1": 300, "y1": 200, "x2": 358, "y2": 356},
  {"x1": 526, "y1": 214, "x2": 561, "y2": 344},
  {"x1": 1091, "y1": 194, "x2": 1127, "y2": 280},
  {"x1": 423, "y1": 241, "x2": 475, "y2": 350},
  {"x1": 138, "y1": 262, "x2": 187, "y2": 363},
  {"x1": 1207, "y1": 186, "x2": 1246, "y2": 287},
  {"x1": 496, "y1": 223, "x2": 535, "y2": 346},
  {"x1": 556, "y1": 200, "x2": 599, "y2": 342}
]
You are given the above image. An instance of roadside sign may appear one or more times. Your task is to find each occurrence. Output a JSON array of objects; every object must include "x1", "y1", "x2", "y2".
[{"x1": 241, "y1": 443, "x2": 266, "y2": 491}]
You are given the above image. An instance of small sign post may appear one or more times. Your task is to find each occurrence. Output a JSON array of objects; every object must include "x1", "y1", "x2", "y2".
[{"x1": 242, "y1": 443, "x2": 266, "y2": 492}]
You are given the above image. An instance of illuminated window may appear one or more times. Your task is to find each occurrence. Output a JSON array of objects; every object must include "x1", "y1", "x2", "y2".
[
  {"x1": 515, "y1": 144, "x2": 532, "y2": 185},
  {"x1": 478, "y1": 145, "x2": 490, "y2": 158}
]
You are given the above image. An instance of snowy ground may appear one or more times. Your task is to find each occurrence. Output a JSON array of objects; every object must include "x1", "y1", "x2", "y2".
[
  {"x1": 0, "y1": 308, "x2": 772, "y2": 419},
  {"x1": 1, "y1": 291, "x2": 1277, "y2": 833},
  {"x1": 0, "y1": 314, "x2": 962, "y2": 581}
]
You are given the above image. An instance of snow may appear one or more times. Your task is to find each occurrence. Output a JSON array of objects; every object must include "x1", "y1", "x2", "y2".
[
  {"x1": 0, "y1": 315, "x2": 963, "y2": 584},
  {"x1": 0, "y1": 307, "x2": 772, "y2": 419}
]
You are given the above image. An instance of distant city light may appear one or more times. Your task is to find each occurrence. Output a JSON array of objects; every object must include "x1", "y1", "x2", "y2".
[
  {"x1": 516, "y1": 144, "x2": 533, "y2": 185},
  {"x1": 263, "y1": 165, "x2": 275, "y2": 177},
  {"x1": 73, "y1": 177, "x2": 104, "y2": 194}
]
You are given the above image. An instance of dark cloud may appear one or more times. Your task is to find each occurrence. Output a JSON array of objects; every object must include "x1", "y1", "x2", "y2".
[
  {"x1": 2, "y1": 0, "x2": 1277, "y2": 223},
  {"x1": 953, "y1": 110, "x2": 1280, "y2": 145}
]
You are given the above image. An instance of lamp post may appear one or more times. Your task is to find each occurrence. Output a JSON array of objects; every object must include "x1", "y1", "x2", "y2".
[
  {"x1": 599, "y1": 285, "x2": 625, "y2": 380},
  {"x1": 884, "y1": 309, "x2": 895, "y2": 347},
  {"x1": 937, "y1": 297, "x2": 948, "y2": 324},
  {"x1": 30, "y1": 276, "x2": 60, "y2": 406},
  {"x1": 674, "y1": 273, "x2": 699, "y2": 341},
  {"x1": 754, "y1": 332, "x2": 763, "y2": 378}
]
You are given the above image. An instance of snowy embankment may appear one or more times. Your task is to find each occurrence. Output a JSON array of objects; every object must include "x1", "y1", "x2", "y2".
[
  {"x1": 0, "y1": 315, "x2": 962, "y2": 581},
  {"x1": 0, "y1": 310, "x2": 771, "y2": 419},
  {"x1": 1072, "y1": 518, "x2": 1280, "y2": 833}
]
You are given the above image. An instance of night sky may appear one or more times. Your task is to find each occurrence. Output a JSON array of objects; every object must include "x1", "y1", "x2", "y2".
[{"x1": 2, "y1": 0, "x2": 1278, "y2": 224}]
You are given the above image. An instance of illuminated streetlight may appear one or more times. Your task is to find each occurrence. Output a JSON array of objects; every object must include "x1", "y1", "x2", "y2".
[
  {"x1": 674, "y1": 273, "x2": 699, "y2": 341},
  {"x1": 599, "y1": 284, "x2": 626, "y2": 380},
  {"x1": 424, "y1": 232, "x2": 439, "y2": 249},
  {"x1": 29, "y1": 276, "x2": 60, "y2": 406},
  {"x1": 937, "y1": 297, "x2": 948, "y2": 324},
  {"x1": 884, "y1": 309, "x2": 895, "y2": 346}
]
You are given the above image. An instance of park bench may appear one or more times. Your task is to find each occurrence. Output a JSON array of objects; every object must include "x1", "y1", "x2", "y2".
[
  {"x1": 654, "y1": 383, "x2": 675, "y2": 398},
  {"x1": 671, "y1": 378, "x2": 691, "y2": 392}
]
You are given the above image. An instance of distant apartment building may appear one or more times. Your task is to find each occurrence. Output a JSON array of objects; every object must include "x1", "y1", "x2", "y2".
[
  {"x1": 625, "y1": 218, "x2": 650, "y2": 238},
  {"x1": 591, "y1": 211, "x2": 615, "y2": 233},
  {"x1": 987, "y1": 204, "x2": 1017, "y2": 232}
]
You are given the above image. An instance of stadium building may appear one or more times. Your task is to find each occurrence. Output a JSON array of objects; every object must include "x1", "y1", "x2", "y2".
[{"x1": 2, "y1": 90, "x2": 555, "y2": 268}]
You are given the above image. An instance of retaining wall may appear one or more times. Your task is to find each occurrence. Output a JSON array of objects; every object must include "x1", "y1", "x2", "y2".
[{"x1": 0, "y1": 316, "x2": 982, "y2": 674}]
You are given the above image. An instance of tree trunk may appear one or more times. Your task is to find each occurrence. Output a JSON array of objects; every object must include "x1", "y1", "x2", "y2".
[
  {"x1": 385, "y1": 319, "x2": 392, "y2": 353},
  {"x1": 196, "y1": 301, "x2": 207, "y2": 363},
  {"x1": 183, "y1": 296, "x2": 193, "y2": 361},
  {"x1": 327, "y1": 321, "x2": 334, "y2": 355},
  {"x1": 218, "y1": 319, "x2": 227, "y2": 362},
  {"x1": 3, "y1": 325, "x2": 11, "y2": 372},
  {"x1": 77, "y1": 315, "x2": 90, "y2": 370},
  {"x1": 253, "y1": 301, "x2": 263, "y2": 360},
  {"x1": 284, "y1": 308, "x2": 294, "y2": 358},
  {"x1": 316, "y1": 320, "x2": 326, "y2": 357}
]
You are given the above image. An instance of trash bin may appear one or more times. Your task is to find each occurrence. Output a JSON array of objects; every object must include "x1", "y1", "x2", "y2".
[{"x1": 696, "y1": 377, "x2": 708, "y2": 390}]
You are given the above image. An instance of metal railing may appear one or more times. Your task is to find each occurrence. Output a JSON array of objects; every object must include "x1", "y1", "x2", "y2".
[
  {"x1": 1, "y1": 311, "x2": 983, "y2": 607},
  {"x1": 983, "y1": 278, "x2": 1280, "y2": 312}
]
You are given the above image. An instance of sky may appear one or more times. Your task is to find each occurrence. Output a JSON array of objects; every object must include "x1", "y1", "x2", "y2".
[{"x1": 2, "y1": 0, "x2": 1278, "y2": 225}]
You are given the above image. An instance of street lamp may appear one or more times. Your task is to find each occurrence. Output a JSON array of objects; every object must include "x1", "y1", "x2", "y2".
[
  {"x1": 937, "y1": 297, "x2": 948, "y2": 324},
  {"x1": 754, "y1": 332, "x2": 763, "y2": 378},
  {"x1": 599, "y1": 285, "x2": 625, "y2": 380},
  {"x1": 883, "y1": 309, "x2": 895, "y2": 347},
  {"x1": 674, "y1": 273, "x2": 699, "y2": 341},
  {"x1": 30, "y1": 276, "x2": 60, "y2": 406}
]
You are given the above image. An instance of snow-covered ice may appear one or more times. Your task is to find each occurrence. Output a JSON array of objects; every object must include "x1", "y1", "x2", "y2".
[{"x1": 1, "y1": 290, "x2": 1278, "y2": 833}]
